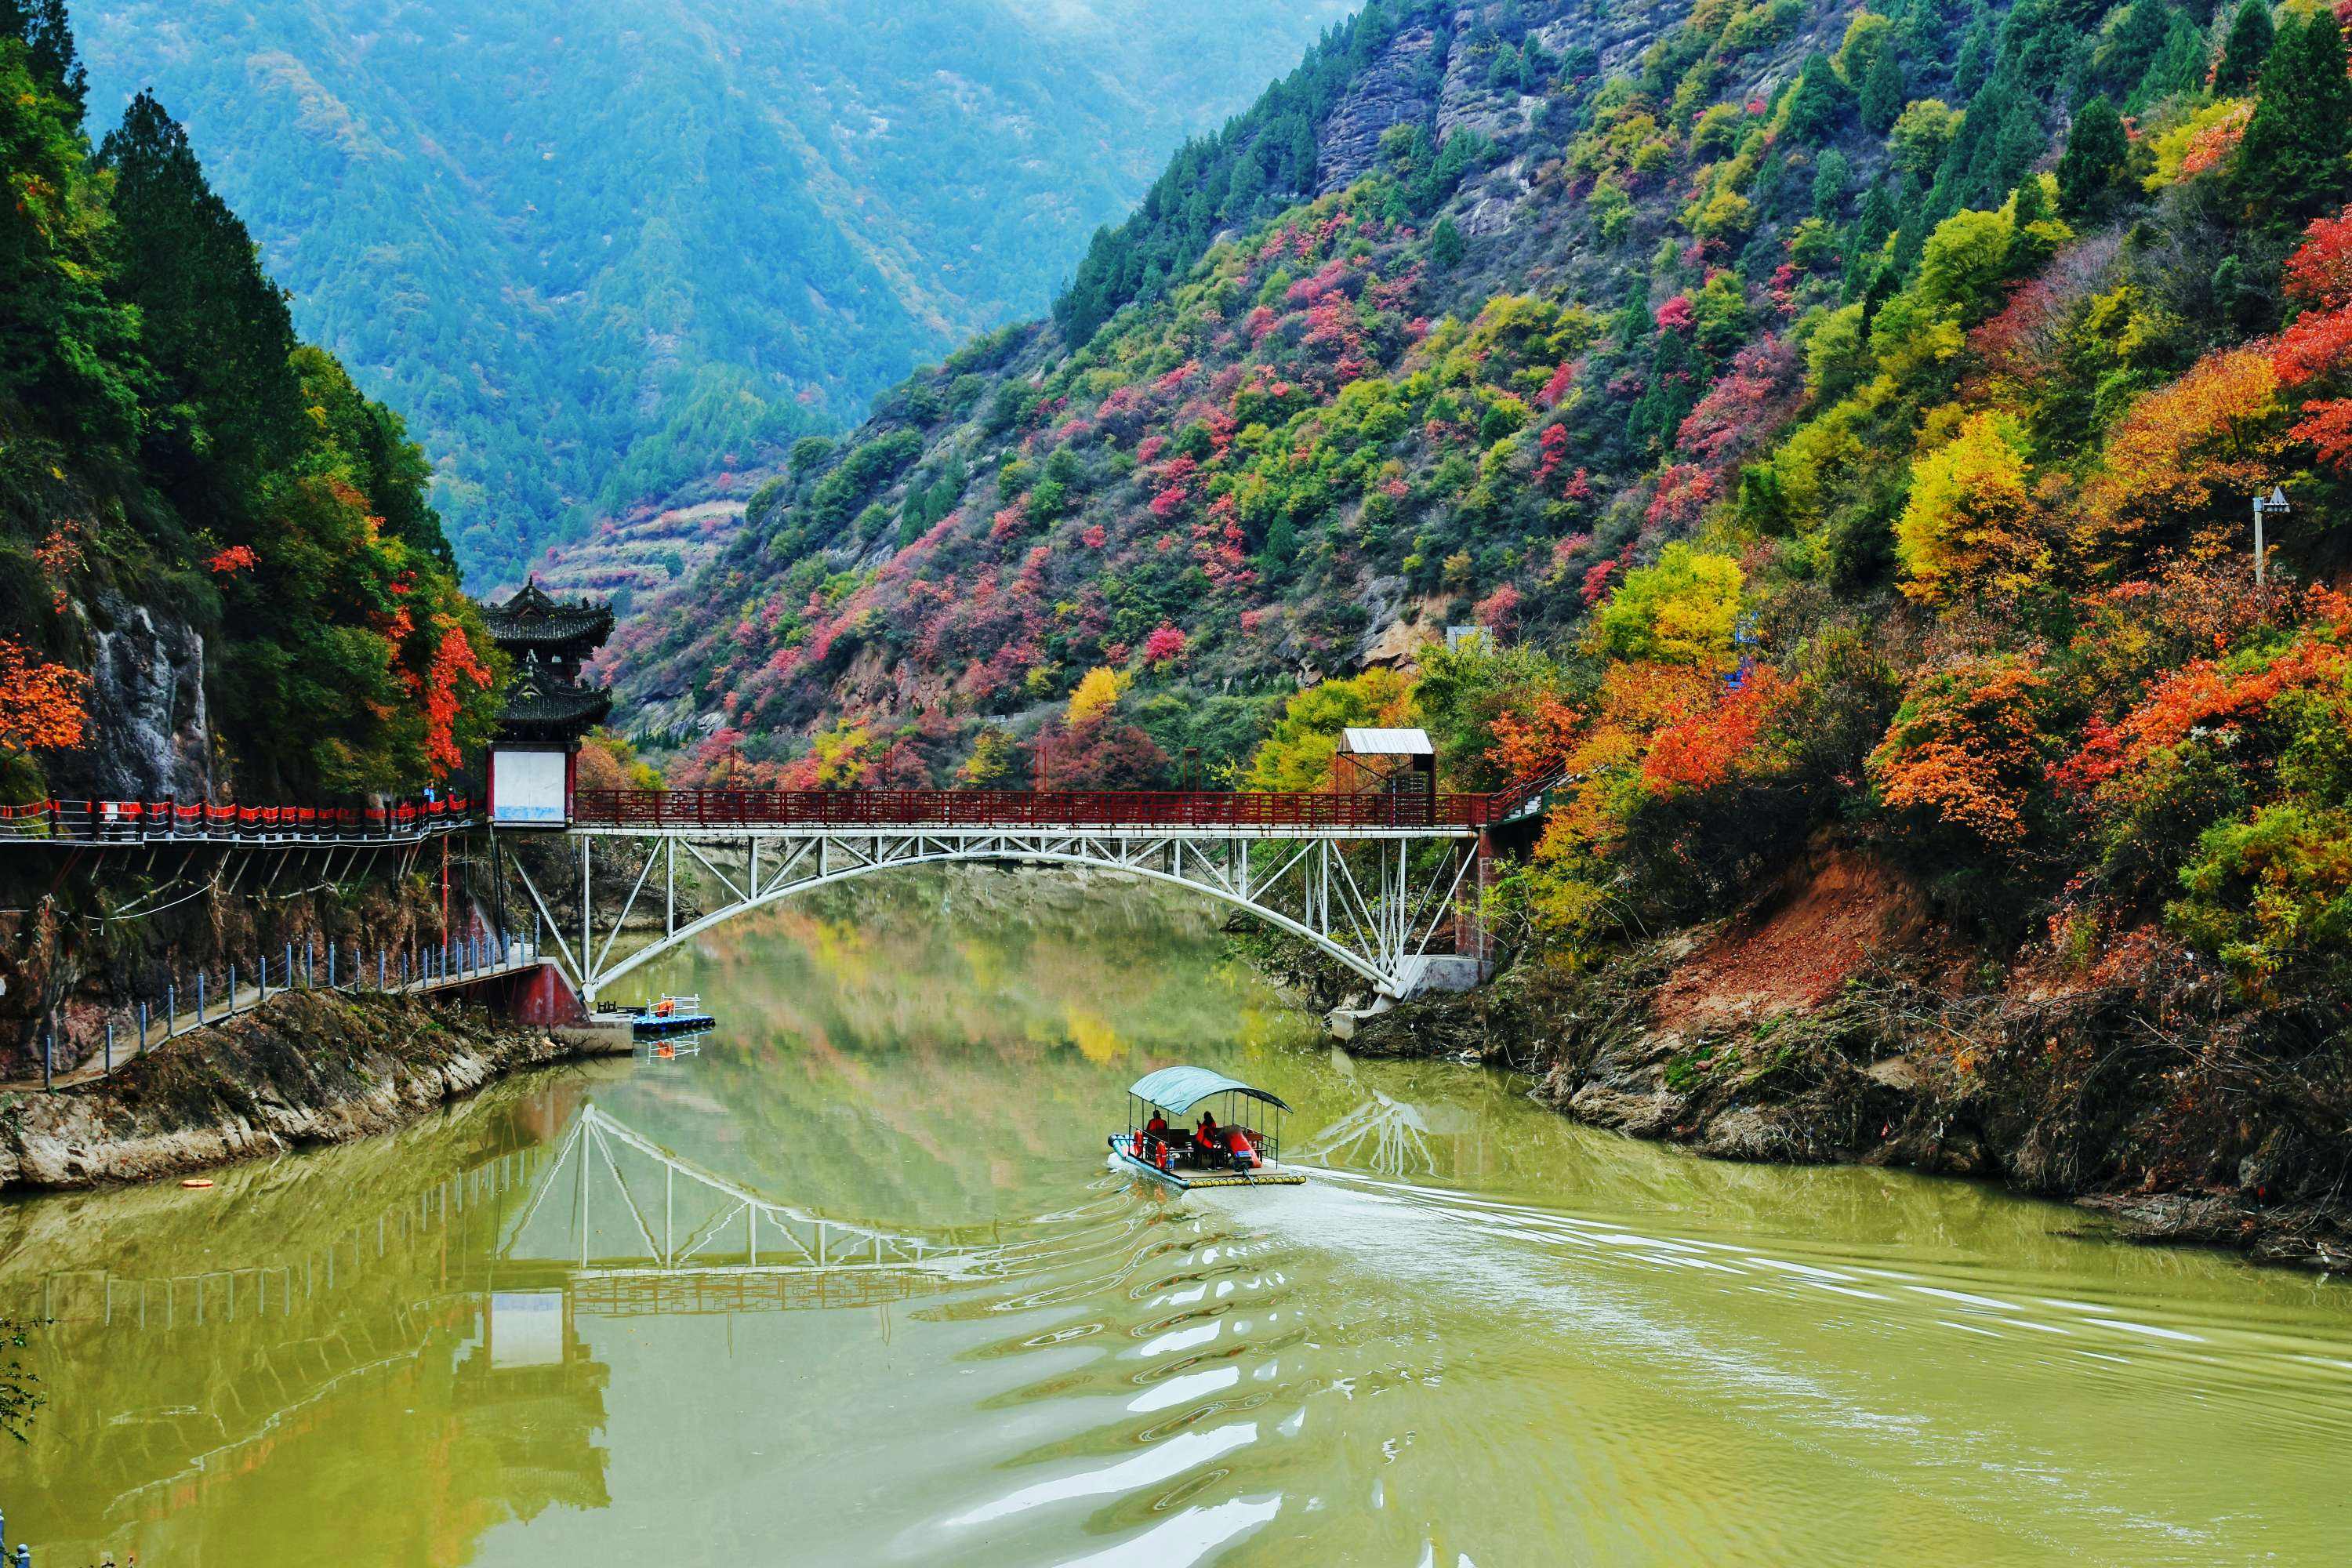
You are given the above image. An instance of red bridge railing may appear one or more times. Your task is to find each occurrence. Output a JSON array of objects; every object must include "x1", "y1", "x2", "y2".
[
  {"x1": 572, "y1": 787, "x2": 1505, "y2": 832},
  {"x1": 0, "y1": 796, "x2": 474, "y2": 845}
]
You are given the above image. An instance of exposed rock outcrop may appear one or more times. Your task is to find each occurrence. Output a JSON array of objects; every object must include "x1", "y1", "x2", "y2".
[
  {"x1": 1315, "y1": 25, "x2": 1443, "y2": 194},
  {"x1": 0, "y1": 991, "x2": 620, "y2": 1190},
  {"x1": 44, "y1": 591, "x2": 211, "y2": 800}
]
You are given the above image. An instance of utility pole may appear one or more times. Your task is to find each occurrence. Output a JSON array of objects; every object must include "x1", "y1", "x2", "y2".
[{"x1": 2253, "y1": 485, "x2": 2291, "y2": 586}]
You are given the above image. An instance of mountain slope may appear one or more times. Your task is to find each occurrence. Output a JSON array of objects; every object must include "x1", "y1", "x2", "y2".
[
  {"x1": 611, "y1": 0, "x2": 2352, "y2": 1002},
  {"x1": 71, "y1": 0, "x2": 1356, "y2": 586},
  {"x1": 600, "y1": 0, "x2": 2352, "y2": 1258}
]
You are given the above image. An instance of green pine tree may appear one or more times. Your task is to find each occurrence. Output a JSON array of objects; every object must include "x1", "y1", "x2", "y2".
[
  {"x1": 9, "y1": 0, "x2": 84, "y2": 120},
  {"x1": 1428, "y1": 216, "x2": 1466, "y2": 270},
  {"x1": 2096, "y1": 0, "x2": 2174, "y2": 103},
  {"x1": 2232, "y1": 9, "x2": 2352, "y2": 236},
  {"x1": 97, "y1": 92, "x2": 307, "y2": 481},
  {"x1": 1784, "y1": 52, "x2": 1853, "y2": 143},
  {"x1": 2215, "y1": 0, "x2": 2276, "y2": 94},
  {"x1": 2130, "y1": 12, "x2": 2216, "y2": 113},
  {"x1": 1953, "y1": 9, "x2": 1997, "y2": 99},
  {"x1": 2058, "y1": 96, "x2": 2130, "y2": 218},
  {"x1": 1860, "y1": 47, "x2": 1907, "y2": 134}
]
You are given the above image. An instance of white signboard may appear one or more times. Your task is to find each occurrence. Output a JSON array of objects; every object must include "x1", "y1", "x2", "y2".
[
  {"x1": 489, "y1": 1290, "x2": 565, "y2": 1368},
  {"x1": 493, "y1": 748, "x2": 568, "y2": 825}
]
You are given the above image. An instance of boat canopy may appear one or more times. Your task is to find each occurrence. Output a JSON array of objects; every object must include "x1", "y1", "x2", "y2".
[{"x1": 1127, "y1": 1065, "x2": 1293, "y2": 1116}]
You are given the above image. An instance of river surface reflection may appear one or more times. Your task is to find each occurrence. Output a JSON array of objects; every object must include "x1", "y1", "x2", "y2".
[{"x1": 4, "y1": 870, "x2": 2350, "y2": 1565}]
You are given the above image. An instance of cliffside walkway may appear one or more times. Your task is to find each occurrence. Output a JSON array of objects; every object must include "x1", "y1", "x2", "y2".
[{"x1": 0, "y1": 796, "x2": 476, "y2": 847}]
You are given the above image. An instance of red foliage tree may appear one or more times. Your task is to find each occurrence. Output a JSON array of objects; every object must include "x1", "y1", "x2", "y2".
[{"x1": 1031, "y1": 715, "x2": 1169, "y2": 791}]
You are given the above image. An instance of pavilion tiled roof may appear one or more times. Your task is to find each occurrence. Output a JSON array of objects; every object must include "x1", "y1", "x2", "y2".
[
  {"x1": 484, "y1": 579, "x2": 614, "y2": 650},
  {"x1": 496, "y1": 651, "x2": 613, "y2": 741}
]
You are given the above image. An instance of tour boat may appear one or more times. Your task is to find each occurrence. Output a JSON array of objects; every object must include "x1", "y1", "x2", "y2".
[
  {"x1": 629, "y1": 994, "x2": 717, "y2": 1038},
  {"x1": 1109, "y1": 1065, "x2": 1305, "y2": 1190}
]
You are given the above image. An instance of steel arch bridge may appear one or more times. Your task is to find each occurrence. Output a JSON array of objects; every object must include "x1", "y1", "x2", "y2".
[{"x1": 501, "y1": 786, "x2": 1541, "y2": 1007}]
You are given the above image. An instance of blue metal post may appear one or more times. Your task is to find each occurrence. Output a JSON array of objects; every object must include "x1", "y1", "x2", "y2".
[
  {"x1": 104, "y1": 1022, "x2": 112, "y2": 1076},
  {"x1": 379, "y1": 949, "x2": 387, "y2": 990},
  {"x1": 228, "y1": 964, "x2": 238, "y2": 1018},
  {"x1": 140, "y1": 1000, "x2": 149, "y2": 1052},
  {"x1": 286, "y1": 942, "x2": 295, "y2": 992},
  {"x1": 167, "y1": 982, "x2": 176, "y2": 1036},
  {"x1": 329, "y1": 942, "x2": 336, "y2": 989},
  {"x1": 42, "y1": 1027, "x2": 52, "y2": 1091},
  {"x1": 196, "y1": 971, "x2": 205, "y2": 1023}
]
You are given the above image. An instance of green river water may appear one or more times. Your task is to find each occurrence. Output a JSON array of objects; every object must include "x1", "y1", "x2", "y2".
[{"x1": 3, "y1": 871, "x2": 2350, "y2": 1566}]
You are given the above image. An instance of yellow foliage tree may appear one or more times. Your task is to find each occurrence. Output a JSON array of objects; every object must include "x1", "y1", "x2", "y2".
[
  {"x1": 1066, "y1": 666, "x2": 1131, "y2": 724},
  {"x1": 808, "y1": 720, "x2": 875, "y2": 787},
  {"x1": 1243, "y1": 668, "x2": 1417, "y2": 792},
  {"x1": 1895, "y1": 409, "x2": 2049, "y2": 603},
  {"x1": 1590, "y1": 543, "x2": 1746, "y2": 670}
]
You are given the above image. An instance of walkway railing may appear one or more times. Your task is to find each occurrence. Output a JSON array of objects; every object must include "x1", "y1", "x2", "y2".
[
  {"x1": 0, "y1": 796, "x2": 474, "y2": 846},
  {"x1": 13, "y1": 930, "x2": 538, "y2": 1092},
  {"x1": 573, "y1": 786, "x2": 1504, "y2": 832}
]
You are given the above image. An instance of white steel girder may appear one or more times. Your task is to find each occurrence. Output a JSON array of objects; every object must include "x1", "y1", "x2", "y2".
[{"x1": 514, "y1": 828, "x2": 1486, "y2": 1007}]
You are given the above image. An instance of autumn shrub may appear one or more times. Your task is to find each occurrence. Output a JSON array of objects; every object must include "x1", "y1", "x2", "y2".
[
  {"x1": 2074, "y1": 347, "x2": 2290, "y2": 574},
  {"x1": 1032, "y1": 715, "x2": 1169, "y2": 791}
]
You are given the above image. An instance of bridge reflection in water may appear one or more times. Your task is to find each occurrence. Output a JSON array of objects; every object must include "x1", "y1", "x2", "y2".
[
  {"x1": 505, "y1": 1103, "x2": 1012, "y2": 1317},
  {"x1": 6, "y1": 1095, "x2": 1014, "y2": 1563}
]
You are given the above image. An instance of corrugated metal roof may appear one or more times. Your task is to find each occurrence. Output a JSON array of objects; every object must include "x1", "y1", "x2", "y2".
[
  {"x1": 1127, "y1": 1065, "x2": 1294, "y2": 1116},
  {"x1": 1341, "y1": 727, "x2": 1433, "y2": 755}
]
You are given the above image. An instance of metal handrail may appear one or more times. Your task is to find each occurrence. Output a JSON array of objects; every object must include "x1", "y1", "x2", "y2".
[{"x1": 0, "y1": 796, "x2": 474, "y2": 845}]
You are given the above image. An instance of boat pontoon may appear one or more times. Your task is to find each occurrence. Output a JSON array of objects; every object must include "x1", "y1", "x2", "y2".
[{"x1": 1109, "y1": 1065, "x2": 1306, "y2": 1190}]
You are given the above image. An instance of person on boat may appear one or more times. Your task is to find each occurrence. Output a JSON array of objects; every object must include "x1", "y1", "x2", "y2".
[
  {"x1": 1142, "y1": 1110, "x2": 1169, "y2": 1161},
  {"x1": 1192, "y1": 1112, "x2": 1220, "y2": 1164},
  {"x1": 1224, "y1": 1125, "x2": 1260, "y2": 1172}
]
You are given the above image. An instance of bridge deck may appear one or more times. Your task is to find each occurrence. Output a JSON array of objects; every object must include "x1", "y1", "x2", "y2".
[{"x1": 571, "y1": 786, "x2": 1513, "y2": 836}]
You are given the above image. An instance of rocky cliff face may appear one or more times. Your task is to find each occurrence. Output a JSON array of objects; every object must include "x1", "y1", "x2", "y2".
[
  {"x1": 1314, "y1": 24, "x2": 1443, "y2": 194},
  {"x1": 44, "y1": 591, "x2": 211, "y2": 801}
]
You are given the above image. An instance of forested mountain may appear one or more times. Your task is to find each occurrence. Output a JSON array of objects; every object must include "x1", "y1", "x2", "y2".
[
  {"x1": 68, "y1": 0, "x2": 1357, "y2": 586},
  {"x1": 1, "y1": 5, "x2": 500, "y2": 804},
  {"x1": 613, "y1": 0, "x2": 2352, "y2": 1021}
]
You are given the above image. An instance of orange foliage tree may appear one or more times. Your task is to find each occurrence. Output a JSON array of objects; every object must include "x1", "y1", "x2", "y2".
[
  {"x1": 1642, "y1": 667, "x2": 1796, "y2": 793},
  {"x1": 2056, "y1": 598, "x2": 2352, "y2": 793},
  {"x1": 0, "y1": 637, "x2": 90, "y2": 758},
  {"x1": 2074, "y1": 347, "x2": 2289, "y2": 572},
  {"x1": 421, "y1": 619, "x2": 495, "y2": 780},
  {"x1": 1867, "y1": 655, "x2": 2060, "y2": 852}
]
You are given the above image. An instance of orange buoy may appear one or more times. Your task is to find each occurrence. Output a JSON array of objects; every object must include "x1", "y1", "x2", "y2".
[
  {"x1": 656, "y1": 1044, "x2": 675, "y2": 1059},
  {"x1": 180, "y1": 1178, "x2": 214, "y2": 1189}
]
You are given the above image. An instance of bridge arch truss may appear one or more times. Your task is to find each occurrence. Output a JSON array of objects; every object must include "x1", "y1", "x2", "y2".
[{"x1": 505, "y1": 824, "x2": 1490, "y2": 1007}]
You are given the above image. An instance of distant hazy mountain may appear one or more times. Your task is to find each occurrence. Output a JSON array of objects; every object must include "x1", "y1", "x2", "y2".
[{"x1": 71, "y1": 0, "x2": 1356, "y2": 586}]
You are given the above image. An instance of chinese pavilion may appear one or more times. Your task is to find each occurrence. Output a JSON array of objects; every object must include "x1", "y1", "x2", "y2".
[{"x1": 483, "y1": 579, "x2": 614, "y2": 826}]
